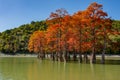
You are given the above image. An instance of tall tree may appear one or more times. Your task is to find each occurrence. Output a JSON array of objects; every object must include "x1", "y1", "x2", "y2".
[
  {"x1": 85, "y1": 2, "x2": 110, "y2": 63},
  {"x1": 46, "y1": 8, "x2": 68, "y2": 62},
  {"x1": 72, "y1": 11, "x2": 84, "y2": 63},
  {"x1": 28, "y1": 31, "x2": 46, "y2": 59}
]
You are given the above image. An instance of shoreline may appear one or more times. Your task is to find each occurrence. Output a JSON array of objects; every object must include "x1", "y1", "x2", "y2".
[
  {"x1": 0, "y1": 54, "x2": 37, "y2": 57},
  {"x1": 0, "y1": 54, "x2": 120, "y2": 58}
]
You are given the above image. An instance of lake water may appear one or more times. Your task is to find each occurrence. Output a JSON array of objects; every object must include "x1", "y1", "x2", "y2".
[{"x1": 0, "y1": 57, "x2": 120, "y2": 80}]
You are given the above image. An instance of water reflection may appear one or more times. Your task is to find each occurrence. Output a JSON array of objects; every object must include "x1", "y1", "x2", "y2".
[
  {"x1": 90, "y1": 63, "x2": 95, "y2": 79},
  {"x1": 105, "y1": 60, "x2": 120, "y2": 65},
  {"x1": 0, "y1": 58, "x2": 120, "y2": 80}
]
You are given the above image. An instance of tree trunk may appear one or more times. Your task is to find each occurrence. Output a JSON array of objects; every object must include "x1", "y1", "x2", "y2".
[
  {"x1": 78, "y1": 53, "x2": 82, "y2": 63},
  {"x1": 40, "y1": 53, "x2": 43, "y2": 60},
  {"x1": 90, "y1": 53, "x2": 96, "y2": 64},
  {"x1": 90, "y1": 28, "x2": 96, "y2": 64},
  {"x1": 78, "y1": 28, "x2": 82, "y2": 63},
  {"x1": 58, "y1": 51, "x2": 63, "y2": 62},
  {"x1": 62, "y1": 51, "x2": 67, "y2": 62},
  {"x1": 37, "y1": 47, "x2": 45, "y2": 60},
  {"x1": 37, "y1": 53, "x2": 41, "y2": 59},
  {"x1": 101, "y1": 52, "x2": 105, "y2": 64},
  {"x1": 73, "y1": 50, "x2": 77, "y2": 61},
  {"x1": 101, "y1": 29, "x2": 106, "y2": 64},
  {"x1": 84, "y1": 53, "x2": 88, "y2": 63},
  {"x1": 67, "y1": 52, "x2": 70, "y2": 61},
  {"x1": 51, "y1": 52, "x2": 55, "y2": 61},
  {"x1": 90, "y1": 46, "x2": 96, "y2": 64},
  {"x1": 55, "y1": 52, "x2": 58, "y2": 61},
  {"x1": 40, "y1": 47, "x2": 44, "y2": 60}
]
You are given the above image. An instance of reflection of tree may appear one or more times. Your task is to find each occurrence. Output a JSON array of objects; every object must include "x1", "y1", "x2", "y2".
[
  {"x1": 90, "y1": 64, "x2": 95, "y2": 79},
  {"x1": 27, "y1": 61, "x2": 39, "y2": 80}
]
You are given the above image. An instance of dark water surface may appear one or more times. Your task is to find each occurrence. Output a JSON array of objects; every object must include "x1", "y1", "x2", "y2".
[{"x1": 0, "y1": 57, "x2": 120, "y2": 80}]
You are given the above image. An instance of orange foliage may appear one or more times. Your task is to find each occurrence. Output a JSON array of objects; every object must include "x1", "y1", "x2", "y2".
[
  {"x1": 28, "y1": 2, "x2": 114, "y2": 56},
  {"x1": 28, "y1": 31, "x2": 46, "y2": 53}
]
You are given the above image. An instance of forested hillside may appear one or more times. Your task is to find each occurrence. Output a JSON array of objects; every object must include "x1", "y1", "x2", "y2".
[{"x1": 0, "y1": 21, "x2": 47, "y2": 54}]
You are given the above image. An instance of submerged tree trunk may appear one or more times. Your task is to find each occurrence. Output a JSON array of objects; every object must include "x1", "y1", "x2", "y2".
[
  {"x1": 37, "y1": 47, "x2": 44, "y2": 60},
  {"x1": 101, "y1": 51, "x2": 105, "y2": 64},
  {"x1": 67, "y1": 52, "x2": 70, "y2": 61},
  {"x1": 90, "y1": 53, "x2": 96, "y2": 64},
  {"x1": 78, "y1": 41, "x2": 82, "y2": 63},
  {"x1": 78, "y1": 53, "x2": 82, "y2": 63},
  {"x1": 62, "y1": 43, "x2": 70, "y2": 62},
  {"x1": 62, "y1": 50, "x2": 67, "y2": 62},
  {"x1": 58, "y1": 51, "x2": 63, "y2": 62},
  {"x1": 62, "y1": 51, "x2": 70, "y2": 62},
  {"x1": 37, "y1": 52, "x2": 41, "y2": 59},
  {"x1": 84, "y1": 53, "x2": 88, "y2": 63},
  {"x1": 51, "y1": 52, "x2": 55, "y2": 61},
  {"x1": 73, "y1": 50, "x2": 77, "y2": 61},
  {"x1": 55, "y1": 52, "x2": 58, "y2": 61},
  {"x1": 90, "y1": 46, "x2": 96, "y2": 64},
  {"x1": 62, "y1": 42, "x2": 67, "y2": 62},
  {"x1": 40, "y1": 53, "x2": 45, "y2": 60}
]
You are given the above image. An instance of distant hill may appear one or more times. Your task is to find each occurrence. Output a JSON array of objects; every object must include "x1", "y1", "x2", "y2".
[{"x1": 0, "y1": 20, "x2": 47, "y2": 54}]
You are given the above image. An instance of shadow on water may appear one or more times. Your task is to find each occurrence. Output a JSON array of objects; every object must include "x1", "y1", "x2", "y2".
[
  {"x1": 0, "y1": 57, "x2": 120, "y2": 65},
  {"x1": 105, "y1": 60, "x2": 120, "y2": 65},
  {"x1": 62, "y1": 59, "x2": 120, "y2": 65},
  {"x1": 96, "y1": 59, "x2": 120, "y2": 65}
]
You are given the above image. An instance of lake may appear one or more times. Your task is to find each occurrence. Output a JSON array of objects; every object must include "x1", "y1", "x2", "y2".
[{"x1": 0, "y1": 57, "x2": 120, "y2": 80}]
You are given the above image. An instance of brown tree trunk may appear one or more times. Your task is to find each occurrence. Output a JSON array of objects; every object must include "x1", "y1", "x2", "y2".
[
  {"x1": 38, "y1": 47, "x2": 44, "y2": 60},
  {"x1": 51, "y1": 52, "x2": 55, "y2": 61},
  {"x1": 101, "y1": 52, "x2": 105, "y2": 64},
  {"x1": 62, "y1": 43, "x2": 69, "y2": 62},
  {"x1": 55, "y1": 52, "x2": 58, "y2": 61},
  {"x1": 78, "y1": 53, "x2": 82, "y2": 63},
  {"x1": 37, "y1": 53, "x2": 41, "y2": 59},
  {"x1": 73, "y1": 50, "x2": 77, "y2": 61},
  {"x1": 67, "y1": 52, "x2": 70, "y2": 61},
  {"x1": 78, "y1": 28, "x2": 82, "y2": 63},
  {"x1": 90, "y1": 46, "x2": 96, "y2": 64},
  {"x1": 90, "y1": 28, "x2": 96, "y2": 64},
  {"x1": 62, "y1": 51, "x2": 67, "y2": 62},
  {"x1": 84, "y1": 53, "x2": 88, "y2": 63},
  {"x1": 58, "y1": 51, "x2": 63, "y2": 62},
  {"x1": 90, "y1": 47, "x2": 96, "y2": 63},
  {"x1": 101, "y1": 29, "x2": 106, "y2": 64},
  {"x1": 90, "y1": 53, "x2": 96, "y2": 64},
  {"x1": 40, "y1": 47, "x2": 43, "y2": 60}
]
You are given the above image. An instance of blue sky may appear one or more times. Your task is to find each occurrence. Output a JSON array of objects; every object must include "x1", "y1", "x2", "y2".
[{"x1": 0, "y1": 0, "x2": 120, "y2": 32}]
